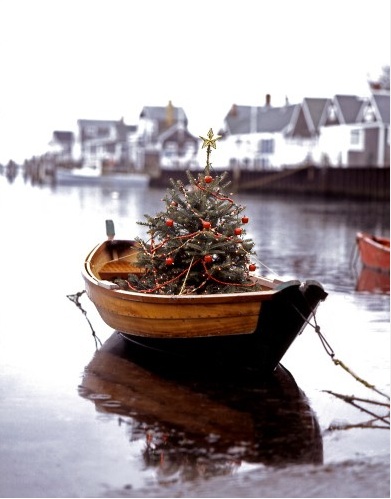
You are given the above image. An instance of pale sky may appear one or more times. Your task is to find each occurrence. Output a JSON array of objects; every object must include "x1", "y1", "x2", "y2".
[{"x1": 0, "y1": 0, "x2": 389, "y2": 164}]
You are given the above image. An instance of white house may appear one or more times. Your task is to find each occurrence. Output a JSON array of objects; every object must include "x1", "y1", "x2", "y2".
[{"x1": 221, "y1": 96, "x2": 329, "y2": 170}]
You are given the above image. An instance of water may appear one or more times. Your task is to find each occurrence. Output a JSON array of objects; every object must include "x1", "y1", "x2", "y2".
[{"x1": 0, "y1": 174, "x2": 389, "y2": 497}]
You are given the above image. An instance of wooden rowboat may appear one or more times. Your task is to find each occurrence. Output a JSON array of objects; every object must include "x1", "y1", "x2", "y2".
[
  {"x1": 82, "y1": 239, "x2": 327, "y2": 373},
  {"x1": 356, "y1": 232, "x2": 390, "y2": 272}
]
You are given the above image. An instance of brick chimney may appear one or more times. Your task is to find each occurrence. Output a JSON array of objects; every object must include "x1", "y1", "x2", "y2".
[{"x1": 265, "y1": 94, "x2": 271, "y2": 106}]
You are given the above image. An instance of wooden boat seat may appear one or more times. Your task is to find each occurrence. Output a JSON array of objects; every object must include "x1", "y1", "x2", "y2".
[{"x1": 98, "y1": 259, "x2": 143, "y2": 280}]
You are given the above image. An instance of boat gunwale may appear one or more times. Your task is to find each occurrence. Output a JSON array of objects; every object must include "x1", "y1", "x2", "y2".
[
  {"x1": 82, "y1": 240, "x2": 292, "y2": 303},
  {"x1": 357, "y1": 232, "x2": 390, "y2": 253}
]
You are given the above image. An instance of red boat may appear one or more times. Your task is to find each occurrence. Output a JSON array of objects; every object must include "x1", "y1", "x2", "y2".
[{"x1": 356, "y1": 232, "x2": 390, "y2": 272}]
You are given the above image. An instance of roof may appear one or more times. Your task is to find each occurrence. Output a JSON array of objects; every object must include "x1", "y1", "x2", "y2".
[
  {"x1": 159, "y1": 122, "x2": 198, "y2": 146},
  {"x1": 285, "y1": 98, "x2": 330, "y2": 138},
  {"x1": 77, "y1": 118, "x2": 136, "y2": 142},
  {"x1": 77, "y1": 119, "x2": 119, "y2": 127},
  {"x1": 371, "y1": 93, "x2": 390, "y2": 124},
  {"x1": 303, "y1": 98, "x2": 330, "y2": 129},
  {"x1": 139, "y1": 101, "x2": 188, "y2": 133},
  {"x1": 52, "y1": 131, "x2": 74, "y2": 143},
  {"x1": 333, "y1": 95, "x2": 366, "y2": 124},
  {"x1": 225, "y1": 104, "x2": 297, "y2": 135}
]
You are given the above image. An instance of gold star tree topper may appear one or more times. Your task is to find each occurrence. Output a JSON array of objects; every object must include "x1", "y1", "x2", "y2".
[
  {"x1": 199, "y1": 128, "x2": 222, "y2": 149},
  {"x1": 199, "y1": 128, "x2": 222, "y2": 174}
]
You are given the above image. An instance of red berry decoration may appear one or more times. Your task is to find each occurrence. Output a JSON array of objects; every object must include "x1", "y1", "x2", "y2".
[
  {"x1": 249, "y1": 264, "x2": 256, "y2": 271},
  {"x1": 204, "y1": 254, "x2": 213, "y2": 263},
  {"x1": 234, "y1": 227, "x2": 242, "y2": 235},
  {"x1": 204, "y1": 175, "x2": 213, "y2": 183},
  {"x1": 166, "y1": 219, "x2": 174, "y2": 227},
  {"x1": 171, "y1": 201, "x2": 178, "y2": 207},
  {"x1": 165, "y1": 257, "x2": 174, "y2": 265},
  {"x1": 241, "y1": 216, "x2": 249, "y2": 224},
  {"x1": 202, "y1": 220, "x2": 211, "y2": 229}
]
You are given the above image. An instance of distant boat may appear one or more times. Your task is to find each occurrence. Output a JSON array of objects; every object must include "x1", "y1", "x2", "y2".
[
  {"x1": 55, "y1": 165, "x2": 149, "y2": 187},
  {"x1": 82, "y1": 238, "x2": 327, "y2": 374},
  {"x1": 356, "y1": 232, "x2": 390, "y2": 272}
]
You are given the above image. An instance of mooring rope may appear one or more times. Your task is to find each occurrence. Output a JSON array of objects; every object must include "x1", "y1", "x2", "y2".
[
  {"x1": 295, "y1": 303, "x2": 390, "y2": 401},
  {"x1": 66, "y1": 290, "x2": 102, "y2": 348}
]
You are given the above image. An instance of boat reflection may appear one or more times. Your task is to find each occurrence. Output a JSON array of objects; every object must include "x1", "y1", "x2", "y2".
[
  {"x1": 356, "y1": 267, "x2": 390, "y2": 294},
  {"x1": 79, "y1": 333, "x2": 323, "y2": 481}
]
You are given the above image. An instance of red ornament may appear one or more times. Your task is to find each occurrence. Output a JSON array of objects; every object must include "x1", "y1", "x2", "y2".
[
  {"x1": 204, "y1": 254, "x2": 213, "y2": 263},
  {"x1": 234, "y1": 227, "x2": 242, "y2": 235},
  {"x1": 241, "y1": 216, "x2": 249, "y2": 224},
  {"x1": 171, "y1": 201, "x2": 178, "y2": 207},
  {"x1": 249, "y1": 263, "x2": 256, "y2": 271},
  {"x1": 165, "y1": 257, "x2": 174, "y2": 265},
  {"x1": 166, "y1": 219, "x2": 174, "y2": 227},
  {"x1": 204, "y1": 175, "x2": 213, "y2": 183},
  {"x1": 202, "y1": 220, "x2": 211, "y2": 229}
]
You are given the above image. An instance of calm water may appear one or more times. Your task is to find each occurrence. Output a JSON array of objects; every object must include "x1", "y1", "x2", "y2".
[{"x1": 0, "y1": 174, "x2": 389, "y2": 497}]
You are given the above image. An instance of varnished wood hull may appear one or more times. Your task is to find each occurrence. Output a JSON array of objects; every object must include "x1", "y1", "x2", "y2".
[
  {"x1": 356, "y1": 232, "x2": 390, "y2": 272},
  {"x1": 82, "y1": 239, "x2": 327, "y2": 372}
]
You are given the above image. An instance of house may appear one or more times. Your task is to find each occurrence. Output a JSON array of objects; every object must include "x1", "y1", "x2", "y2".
[
  {"x1": 136, "y1": 101, "x2": 199, "y2": 173},
  {"x1": 49, "y1": 130, "x2": 75, "y2": 164},
  {"x1": 316, "y1": 93, "x2": 390, "y2": 167},
  {"x1": 221, "y1": 92, "x2": 390, "y2": 169},
  {"x1": 77, "y1": 118, "x2": 138, "y2": 172},
  {"x1": 221, "y1": 95, "x2": 323, "y2": 170}
]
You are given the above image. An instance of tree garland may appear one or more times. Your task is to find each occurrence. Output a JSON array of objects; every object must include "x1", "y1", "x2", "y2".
[{"x1": 114, "y1": 128, "x2": 261, "y2": 295}]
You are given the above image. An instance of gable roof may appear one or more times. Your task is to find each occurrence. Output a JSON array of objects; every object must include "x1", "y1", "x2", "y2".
[
  {"x1": 159, "y1": 122, "x2": 198, "y2": 146},
  {"x1": 303, "y1": 98, "x2": 330, "y2": 131},
  {"x1": 371, "y1": 93, "x2": 390, "y2": 124},
  {"x1": 333, "y1": 95, "x2": 366, "y2": 124},
  {"x1": 139, "y1": 101, "x2": 188, "y2": 133},
  {"x1": 286, "y1": 98, "x2": 330, "y2": 138},
  {"x1": 224, "y1": 104, "x2": 297, "y2": 135}
]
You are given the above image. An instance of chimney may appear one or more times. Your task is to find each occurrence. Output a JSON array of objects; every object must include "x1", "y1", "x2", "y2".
[
  {"x1": 230, "y1": 104, "x2": 238, "y2": 117},
  {"x1": 166, "y1": 100, "x2": 174, "y2": 126},
  {"x1": 265, "y1": 94, "x2": 271, "y2": 107}
]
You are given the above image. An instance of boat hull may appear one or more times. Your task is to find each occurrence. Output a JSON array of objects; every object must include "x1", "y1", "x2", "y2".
[
  {"x1": 117, "y1": 279, "x2": 327, "y2": 373},
  {"x1": 356, "y1": 232, "x2": 390, "y2": 272},
  {"x1": 55, "y1": 168, "x2": 149, "y2": 187},
  {"x1": 82, "y1": 240, "x2": 327, "y2": 372}
]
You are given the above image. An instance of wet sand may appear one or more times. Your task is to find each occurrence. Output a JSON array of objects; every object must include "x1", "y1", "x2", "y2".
[{"x1": 103, "y1": 458, "x2": 390, "y2": 498}]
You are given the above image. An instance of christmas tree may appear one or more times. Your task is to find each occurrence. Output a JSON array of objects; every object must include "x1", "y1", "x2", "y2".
[{"x1": 122, "y1": 128, "x2": 260, "y2": 295}]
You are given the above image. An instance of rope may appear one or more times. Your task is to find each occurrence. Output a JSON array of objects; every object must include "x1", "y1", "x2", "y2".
[
  {"x1": 293, "y1": 303, "x2": 390, "y2": 401},
  {"x1": 66, "y1": 290, "x2": 102, "y2": 348}
]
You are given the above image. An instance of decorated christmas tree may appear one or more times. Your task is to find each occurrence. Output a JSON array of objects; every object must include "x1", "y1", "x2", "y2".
[{"x1": 122, "y1": 129, "x2": 260, "y2": 295}]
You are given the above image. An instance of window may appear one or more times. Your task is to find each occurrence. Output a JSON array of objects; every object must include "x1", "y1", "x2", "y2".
[
  {"x1": 164, "y1": 142, "x2": 177, "y2": 157},
  {"x1": 258, "y1": 138, "x2": 275, "y2": 154},
  {"x1": 350, "y1": 129, "x2": 362, "y2": 145}
]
